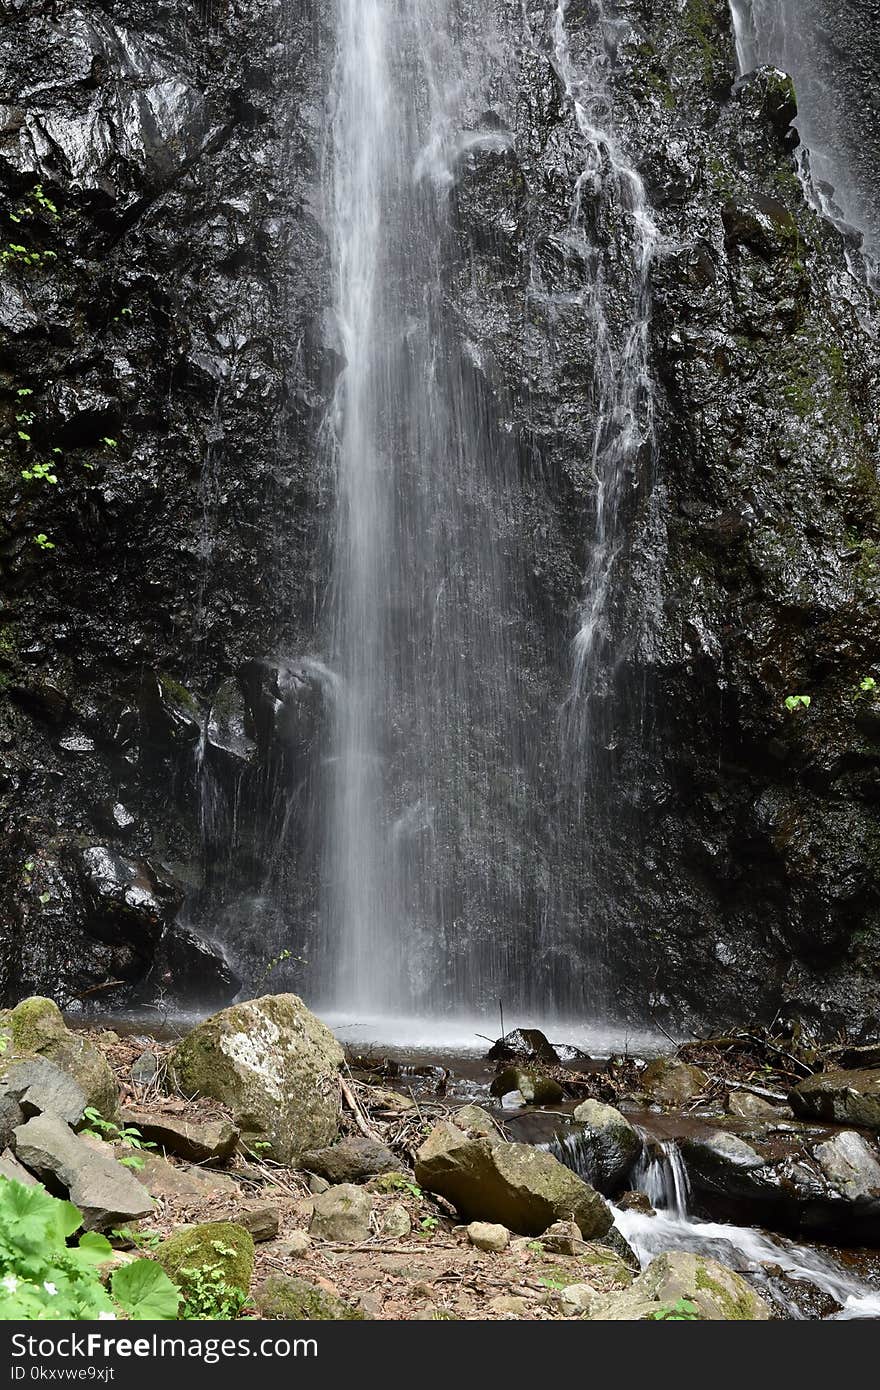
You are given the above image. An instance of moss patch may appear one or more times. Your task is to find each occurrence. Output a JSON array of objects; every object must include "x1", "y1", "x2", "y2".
[
  {"x1": 255, "y1": 1276, "x2": 364, "y2": 1321},
  {"x1": 157, "y1": 1222, "x2": 254, "y2": 1303}
]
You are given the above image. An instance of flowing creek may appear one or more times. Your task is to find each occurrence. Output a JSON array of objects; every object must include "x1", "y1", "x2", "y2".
[{"x1": 356, "y1": 1038, "x2": 880, "y2": 1322}]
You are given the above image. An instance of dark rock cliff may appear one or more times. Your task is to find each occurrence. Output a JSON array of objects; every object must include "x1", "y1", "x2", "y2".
[{"x1": 1, "y1": 0, "x2": 878, "y2": 1038}]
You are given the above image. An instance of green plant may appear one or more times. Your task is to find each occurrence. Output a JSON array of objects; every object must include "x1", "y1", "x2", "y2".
[
  {"x1": 784, "y1": 694, "x2": 811, "y2": 711},
  {"x1": 21, "y1": 461, "x2": 57, "y2": 485},
  {"x1": 259, "y1": 946, "x2": 307, "y2": 985},
  {"x1": 80, "y1": 1109, "x2": 155, "y2": 1172},
  {"x1": 538, "y1": 1274, "x2": 568, "y2": 1291},
  {"x1": 418, "y1": 1215, "x2": 439, "y2": 1234},
  {"x1": 856, "y1": 676, "x2": 877, "y2": 698},
  {"x1": 0, "y1": 1177, "x2": 179, "y2": 1320},
  {"x1": 178, "y1": 1263, "x2": 247, "y2": 1321},
  {"x1": 650, "y1": 1297, "x2": 700, "y2": 1321},
  {"x1": 33, "y1": 533, "x2": 55, "y2": 551}
]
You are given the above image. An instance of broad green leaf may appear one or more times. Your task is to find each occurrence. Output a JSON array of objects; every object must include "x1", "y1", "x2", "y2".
[{"x1": 112, "y1": 1260, "x2": 181, "y2": 1321}]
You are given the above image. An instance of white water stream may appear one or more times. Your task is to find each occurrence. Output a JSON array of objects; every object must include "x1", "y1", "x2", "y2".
[{"x1": 616, "y1": 1141, "x2": 880, "y2": 1320}]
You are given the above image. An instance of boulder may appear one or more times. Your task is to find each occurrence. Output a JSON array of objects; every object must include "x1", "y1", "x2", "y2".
[
  {"x1": 1, "y1": 1057, "x2": 86, "y2": 1128},
  {"x1": 219, "y1": 1202, "x2": 281, "y2": 1243},
  {"x1": 560, "y1": 1283, "x2": 594, "y2": 1315},
  {"x1": 727, "y1": 1090, "x2": 789, "y2": 1121},
  {"x1": 120, "y1": 1106, "x2": 238, "y2": 1165},
  {"x1": 128, "y1": 1151, "x2": 240, "y2": 1205},
  {"x1": 678, "y1": 1129, "x2": 767, "y2": 1200},
  {"x1": 156, "y1": 1222, "x2": 254, "y2": 1301},
  {"x1": 0, "y1": 1093, "x2": 24, "y2": 1148},
  {"x1": 789, "y1": 1070, "x2": 880, "y2": 1130},
  {"x1": 414, "y1": 1122, "x2": 612, "y2": 1238},
  {"x1": 168, "y1": 994, "x2": 344, "y2": 1163},
  {"x1": 539, "y1": 1219, "x2": 582, "y2": 1255},
  {"x1": 0, "y1": 1148, "x2": 38, "y2": 1185},
  {"x1": 381, "y1": 1203, "x2": 411, "y2": 1238},
  {"x1": 12, "y1": 1112, "x2": 154, "y2": 1230},
  {"x1": 130, "y1": 1051, "x2": 159, "y2": 1088},
  {"x1": 309, "y1": 1183, "x2": 373, "y2": 1244},
  {"x1": 641, "y1": 1057, "x2": 708, "y2": 1106},
  {"x1": 467, "y1": 1221, "x2": 509, "y2": 1252},
  {"x1": 276, "y1": 1230, "x2": 311, "y2": 1257},
  {"x1": 7, "y1": 998, "x2": 119, "y2": 1119},
  {"x1": 567, "y1": 1100, "x2": 643, "y2": 1194},
  {"x1": 589, "y1": 1251, "x2": 773, "y2": 1320},
  {"x1": 145, "y1": 924, "x2": 239, "y2": 1010},
  {"x1": 813, "y1": 1131, "x2": 880, "y2": 1203},
  {"x1": 451, "y1": 1104, "x2": 497, "y2": 1137},
  {"x1": 299, "y1": 1136, "x2": 398, "y2": 1184},
  {"x1": 490, "y1": 1067, "x2": 563, "y2": 1106},
  {"x1": 78, "y1": 846, "x2": 183, "y2": 951},
  {"x1": 487, "y1": 1029, "x2": 560, "y2": 1065},
  {"x1": 255, "y1": 1275, "x2": 364, "y2": 1320}
]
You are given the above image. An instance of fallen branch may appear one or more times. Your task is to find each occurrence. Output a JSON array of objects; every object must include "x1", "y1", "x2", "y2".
[{"x1": 340, "y1": 1072, "x2": 384, "y2": 1142}]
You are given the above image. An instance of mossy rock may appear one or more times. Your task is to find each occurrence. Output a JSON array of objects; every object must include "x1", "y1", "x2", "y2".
[
  {"x1": 255, "y1": 1275, "x2": 364, "y2": 1320},
  {"x1": 157, "y1": 1221, "x2": 254, "y2": 1302},
  {"x1": 588, "y1": 1251, "x2": 772, "y2": 1320},
  {"x1": 6, "y1": 997, "x2": 119, "y2": 1120},
  {"x1": 169, "y1": 994, "x2": 343, "y2": 1164}
]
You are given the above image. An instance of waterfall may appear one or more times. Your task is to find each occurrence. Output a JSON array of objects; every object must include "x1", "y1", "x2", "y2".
[
  {"x1": 729, "y1": 0, "x2": 879, "y2": 282},
  {"x1": 546, "y1": 0, "x2": 659, "y2": 1005},
  {"x1": 316, "y1": 0, "x2": 660, "y2": 1024},
  {"x1": 320, "y1": 0, "x2": 538, "y2": 1018}
]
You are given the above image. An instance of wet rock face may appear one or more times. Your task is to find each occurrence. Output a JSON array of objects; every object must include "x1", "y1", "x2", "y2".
[
  {"x1": 0, "y1": 0, "x2": 331, "y2": 1008},
  {"x1": 0, "y1": 1, "x2": 879, "y2": 1033}
]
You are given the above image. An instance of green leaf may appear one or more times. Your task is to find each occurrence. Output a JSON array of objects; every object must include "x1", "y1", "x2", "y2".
[
  {"x1": 111, "y1": 1260, "x2": 181, "y2": 1320},
  {"x1": 38, "y1": 892, "x2": 51, "y2": 905},
  {"x1": 76, "y1": 1231, "x2": 114, "y2": 1267}
]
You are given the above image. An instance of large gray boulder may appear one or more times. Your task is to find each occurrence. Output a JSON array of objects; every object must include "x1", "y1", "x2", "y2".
[
  {"x1": 168, "y1": 994, "x2": 344, "y2": 1164},
  {"x1": 567, "y1": 1100, "x2": 643, "y2": 1195},
  {"x1": 12, "y1": 1112, "x2": 154, "y2": 1230},
  {"x1": 789, "y1": 1070, "x2": 880, "y2": 1130},
  {"x1": 414, "y1": 1121, "x2": 612, "y2": 1238}
]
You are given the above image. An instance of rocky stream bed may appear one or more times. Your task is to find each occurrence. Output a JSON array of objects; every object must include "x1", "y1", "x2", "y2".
[{"x1": 2, "y1": 992, "x2": 880, "y2": 1321}]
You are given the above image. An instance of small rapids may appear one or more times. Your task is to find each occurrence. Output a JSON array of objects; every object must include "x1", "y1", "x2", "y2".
[{"x1": 615, "y1": 1141, "x2": 880, "y2": 1321}]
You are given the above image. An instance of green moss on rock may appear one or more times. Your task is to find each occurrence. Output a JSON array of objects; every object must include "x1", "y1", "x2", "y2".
[
  {"x1": 157, "y1": 1222, "x2": 254, "y2": 1301},
  {"x1": 169, "y1": 994, "x2": 344, "y2": 1164},
  {"x1": 255, "y1": 1275, "x2": 364, "y2": 1320},
  {"x1": 7, "y1": 997, "x2": 119, "y2": 1119}
]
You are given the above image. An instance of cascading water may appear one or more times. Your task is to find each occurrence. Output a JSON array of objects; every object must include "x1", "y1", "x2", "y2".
[
  {"x1": 729, "y1": 0, "x2": 880, "y2": 282},
  {"x1": 317, "y1": 0, "x2": 662, "y2": 1026},
  {"x1": 543, "y1": 0, "x2": 659, "y2": 1002},
  {"x1": 319, "y1": 0, "x2": 541, "y2": 1019},
  {"x1": 618, "y1": 1141, "x2": 880, "y2": 1320}
]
